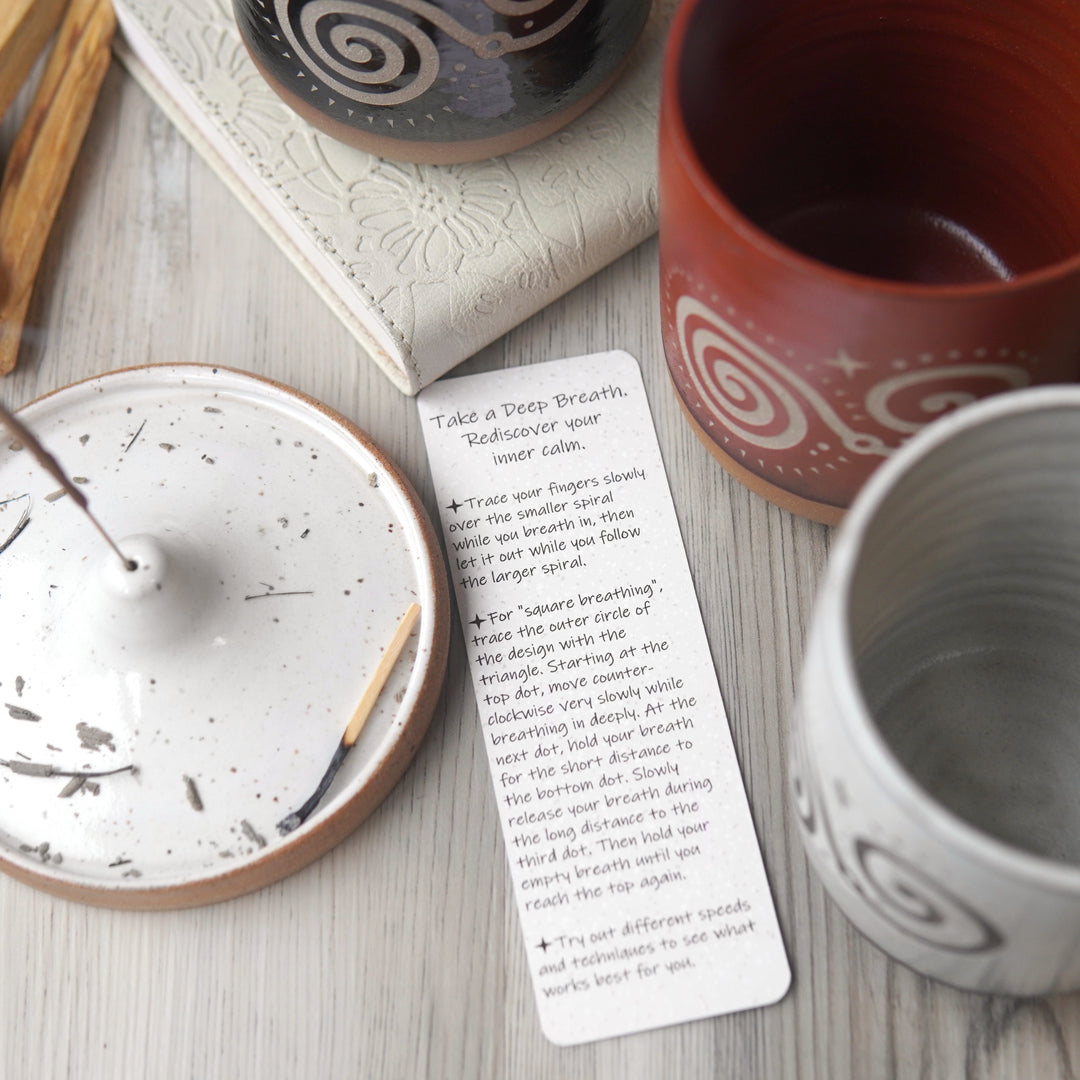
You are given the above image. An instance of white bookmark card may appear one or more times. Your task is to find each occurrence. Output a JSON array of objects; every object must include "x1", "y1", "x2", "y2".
[{"x1": 418, "y1": 351, "x2": 790, "y2": 1046}]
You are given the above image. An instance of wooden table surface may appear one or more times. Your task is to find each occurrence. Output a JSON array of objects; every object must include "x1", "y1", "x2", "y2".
[{"x1": 2, "y1": 58, "x2": 1080, "y2": 1080}]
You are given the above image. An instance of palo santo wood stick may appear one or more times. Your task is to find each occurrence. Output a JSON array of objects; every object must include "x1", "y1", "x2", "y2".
[
  {"x1": 0, "y1": 0, "x2": 70, "y2": 122},
  {"x1": 0, "y1": 0, "x2": 115, "y2": 375},
  {"x1": 277, "y1": 602, "x2": 422, "y2": 835}
]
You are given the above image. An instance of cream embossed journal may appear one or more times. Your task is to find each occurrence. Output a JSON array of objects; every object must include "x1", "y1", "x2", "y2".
[{"x1": 111, "y1": 0, "x2": 673, "y2": 393}]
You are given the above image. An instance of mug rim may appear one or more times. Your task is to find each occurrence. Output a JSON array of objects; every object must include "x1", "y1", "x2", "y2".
[
  {"x1": 662, "y1": 0, "x2": 1080, "y2": 300},
  {"x1": 824, "y1": 383, "x2": 1080, "y2": 894}
]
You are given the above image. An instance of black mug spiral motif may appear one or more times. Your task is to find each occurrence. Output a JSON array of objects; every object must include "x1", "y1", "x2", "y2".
[{"x1": 233, "y1": 0, "x2": 652, "y2": 162}]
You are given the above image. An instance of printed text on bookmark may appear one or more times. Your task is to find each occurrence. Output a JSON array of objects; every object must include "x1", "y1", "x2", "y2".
[{"x1": 418, "y1": 351, "x2": 789, "y2": 1046}]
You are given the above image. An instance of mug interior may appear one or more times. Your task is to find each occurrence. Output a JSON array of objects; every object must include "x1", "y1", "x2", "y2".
[
  {"x1": 678, "y1": 0, "x2": 1080, "y2": 283},
  {"x1": 847, "y1": 400, "x2": 1080, "y2": 865}
]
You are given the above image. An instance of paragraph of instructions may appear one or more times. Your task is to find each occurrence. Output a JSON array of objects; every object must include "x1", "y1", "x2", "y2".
[{"x1": 418, "y1": 351, "x2": 790, "y2": 1046}]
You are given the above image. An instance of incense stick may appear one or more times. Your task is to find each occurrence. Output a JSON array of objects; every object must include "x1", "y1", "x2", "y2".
[
  {"x1": 277, "y1": 602, "x2": 421, "y2": 835},
  {"x1": 0, "y1": 398, "x2": 134, "y2": 569},
  {"x1": 0, "y1": 0, "x2": 115, "y2": 374}
]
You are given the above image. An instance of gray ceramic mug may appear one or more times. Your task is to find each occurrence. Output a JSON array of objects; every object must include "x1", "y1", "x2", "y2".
[{"x1": 791, "y1": 386, "x2": 1080, "y2": 993}]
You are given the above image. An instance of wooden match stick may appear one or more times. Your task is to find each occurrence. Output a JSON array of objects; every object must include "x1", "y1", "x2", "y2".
[
  {"x1": 0, "y1": 0, "x2": 115, "y2": 375},
  {"x1": 277, "y1": 602, "x2": 422, "y2": 835}
]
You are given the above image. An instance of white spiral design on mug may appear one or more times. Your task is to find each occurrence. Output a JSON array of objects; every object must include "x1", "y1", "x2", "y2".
[
  {"x1": 472, "y1": 0, "x2": 592, "y2": 53},
  {"x1": 866, "y1": 365, "x2": 1031, "y2": 434},
  {"x1": 277, "y1": 1, "x2": 440, "y2": 106},
  {"x1": 675, "y1": 296, "x2": 890, "y2": 455},
  {"x1": 274, "y1": 0, "x2": 591, "y2": 106},
  {"x1": 676, "y1": 296, "x2": 808, "y2": 450}
]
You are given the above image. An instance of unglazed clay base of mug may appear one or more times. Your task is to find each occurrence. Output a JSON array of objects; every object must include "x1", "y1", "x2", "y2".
[
  {"x1": 0, "y1": 365, "x2": 450, "y2": 909},
  {"x1": 672, "y1": 376, "x2": 845, "y2": 526}
]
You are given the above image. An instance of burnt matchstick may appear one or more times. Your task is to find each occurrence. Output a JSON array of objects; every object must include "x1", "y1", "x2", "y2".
[{"x1": 277, "y1": 602, "x2": 421, "y2": 836}]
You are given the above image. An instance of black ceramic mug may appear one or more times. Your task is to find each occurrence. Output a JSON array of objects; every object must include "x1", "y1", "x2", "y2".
[{"x1": 234, "y1": 0, "x2": 652, "y2": 163}]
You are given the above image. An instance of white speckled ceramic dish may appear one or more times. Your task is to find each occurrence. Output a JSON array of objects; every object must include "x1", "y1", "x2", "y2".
[{"x1": 0, "y1": 365, "x2": 449, "y2": 908}]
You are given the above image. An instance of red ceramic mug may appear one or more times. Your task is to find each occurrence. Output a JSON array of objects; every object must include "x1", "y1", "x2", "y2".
[{"x1": 659, "y1": 0, "x2": 1080, "y2": 524}]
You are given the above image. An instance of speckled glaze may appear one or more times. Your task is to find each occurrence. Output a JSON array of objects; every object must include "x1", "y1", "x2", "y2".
[
  {"x1": 660, "y1": 0, "x2": 1080, "y2": 523},
  {"x1": 233, "y1": 0, "x2": 652, "y2": 162},
  {"x1": 0, "y1": 365, "x2": 449, "y2": 908},
  {"x1": 792, "y1": 387, "x2": 1080, "y2": 993}
]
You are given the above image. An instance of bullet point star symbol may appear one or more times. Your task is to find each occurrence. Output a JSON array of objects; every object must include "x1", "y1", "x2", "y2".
[{"x1": 446, "y1": 498, "x2": 462, "y2": 513}]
